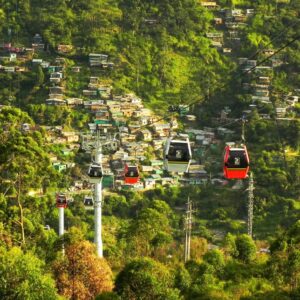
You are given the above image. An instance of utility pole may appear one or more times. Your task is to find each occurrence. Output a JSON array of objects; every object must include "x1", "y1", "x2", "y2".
[
  {"x1": 247, "y1": 172, "x2": 254, "y2": 237},
  {"x1": 94, "y1": 144, "x2": 103, "y2": 257},
  {"x1": 83, "y1": 129, "x2": 119, "y2": 257},
  {"x1": 58, "y1": 206, "x2": 65, "y2": 256},
  {"x1": 184, "y1": 197, "x2": 193, "y2": 262}
]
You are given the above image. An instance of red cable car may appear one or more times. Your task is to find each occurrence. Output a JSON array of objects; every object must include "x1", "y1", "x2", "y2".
[
  {"x1": 223, "y1": 144, "x2": 250, "y2": 179},
  {"x1": 56, "y1": 193, "x2": 68, "y2": 208},
  {"x1": 124, "y1": 164, "x2": 139, "y2": 184}
]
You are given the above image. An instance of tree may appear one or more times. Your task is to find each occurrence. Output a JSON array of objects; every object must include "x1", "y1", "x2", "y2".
[
  {"x1": 52, "y1": 241, "x2": 113, "y2": 300},
  {"x1": 115, "y1": 257, "x2": 181, "y2": 299},
  {"x1": 0, "y1": 246, "x2": 58, "y2": 299},
  {"x1": 286, "y1": 249, "x2": 300, "y2": 290},
  {"x1": 203, "y1": 249, "x2": 225, "y2": 273},
  {"x1": 234, "y1": 234, "x2": 257, "y2": 263}
]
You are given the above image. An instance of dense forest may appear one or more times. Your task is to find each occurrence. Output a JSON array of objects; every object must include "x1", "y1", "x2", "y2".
[{"x1": 0, "y1": 0, "x2": 300, "y2": 299}]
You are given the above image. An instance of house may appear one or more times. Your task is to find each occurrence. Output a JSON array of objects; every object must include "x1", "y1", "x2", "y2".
[
  {"x1": 225, "y1": 8, "x2": 243, "y2": 18},
  {"x1": 206, "y1": 32, "x2": 223, "y2": 42},
  {"x1": 150, "y1": 160, "x2": 164, "y2": 167},
  {"x1": 61, "y1": 149, "x2": 72, "y2": 156},
  {"x1": 139, "y1": 116, "x2": 149, "y2": 125},
  {"x1": 89, "y1": 53, "x2": 108, "y2": 66},
  {"x1": 229, "y1": 31, "x2": 239, "y2": 38},
  {"x1": 46, "y1": 98, "x2": 66, "y2": 106},
  {"x1": 112, "y1": 149, "x2": 129, "y2": 160},
  {"x1": 128, "y1": 123, "x2": 140, "y2": 133},
  {"x1": 144, "y1": 178, "x2": 156, "y2": 189},
  {"x1": 225, "y1": 22, "x2": 240, "y2": 30},
  {"x1": 200, "y1": 1, "x2": 218, "y2": 9},
  {"x1": 90, "y1": 77, "x2": 99, "y2": 84},
  {"x1": 49, "y1": 93, "x2": 64, "y2": 100},
  {"x1": 72, "y1": 66, "x2": 81, "y2": 73},
  {"x1": 152, "y1": 123, "x2": 171, "y2": 136},
  {"x1": 83, "y1": 89, "x2": 97, "y2": 97},
  {"x1": 137, "y1": 129, "x2": 152, "y2": 141},
  {"x1": 41, "y1": 61, "x2": 50, "y2": 68},
  {"x1": 217, "y1": 127, "x2": 235, "y2": 136},
  {"x1": 141, "y1": 165, "x2": 154, "y2": 172},
  {"x1": 211, "y1": 41, "x2": 223, "y2": 48},
  {"x1": 212, "y1": 178, "x2": 229, "y2": 185},
  {"x1": 55, "y1": 57, "x2": 65, "y2": 65},
  {"x1": 49, "y1": 86, "x2": 64, "y2": 94},
  {"x1": 33, "y1": 33, "x2": 43, "y2": 44},
  {"x1": 4, "y1": 66, "x2": 15, "y2": 73},
  {"x1": 233, "y1": 15, "x2": 247, "y2": 22},
  {"x1": 32, "y1": 59, "x2": 43, "y2": 65},
  {"x1": 246, "y1": 9, "x2": 255, "y2": 16},
  {"x1": 123, "y1": 109, "x2": 134, "y2": 118},
  {"x1": 32, "y1": 43, "x2": 45, "y2": 51},
  {"x1": 52, "y1": 162, "x2": 67, "y2": 172},
  {"x1": 276, "y1": 107, "x2": 287, "y2": 117},
  {"x1": 251, "y1": 96, "x2": 270, "y2": 103},
  {"x1": 258, "y1": 76, "x2": 270, "y2": 84},
  {"x1": 50, "y1": 72, "x2": 63, "y2": 83},
  {"x1": 73, "y1": 181, "x2": 84, "y2": 190},
  {"x1": 9, "y1": 53, "x2": 17, "y2": 62},
  {"x1": 285, "y1": 96, "x2": 298, "y2": 106},
  {"x1": 222, "y1": 48, "x2": 232, "y2": 54},
  {"x1": 61, "y1": 132, "x2": 80, "y2": 143},
  {"x1": 100, "y1": 62, "x2": 114, "y2": 69},
  {"x1": 144, "y1": 19, "x2": 158, "y2": 25},
  {"x1": 186, "y1": 165, "x2": 208, "y2": 178},
  {"x1": 57, "y1": 44, "x2": 73, "y2": 53},
  {"x1": 262, "y1": 49, "x2": 275, "y2": 56},
  {"x1": 214, "y1": 18, "x2": 223, "y2": 25},
  {"x1": 22, "y1": 123, "x2": 31, "y2": 131}
]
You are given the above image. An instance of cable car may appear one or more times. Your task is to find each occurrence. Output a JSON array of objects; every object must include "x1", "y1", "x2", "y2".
[
  {"x1": 124, "y1": 164, "x2": 139, "y2": 184},
  {"x1": 223, "y1": 144, "x2": 250, "y2": 179},
  {"x1": 56, "y1": 193, "x2": 68, "y2": 208},
  {"x1": 87, "y1": 162, "x2": 103, "y2": 183},
  {"x1": 164, "y1": 138, "x2": 192, "y2": 173},
  {"x1": 83, "y1": 196, "x2": 94, "y2": 210}
]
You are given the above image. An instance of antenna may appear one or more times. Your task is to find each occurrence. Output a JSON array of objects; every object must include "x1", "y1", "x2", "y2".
[
  {"x1": 184, "y1": 197, "x2": 193, "y2": 262},
  {"x1": 247, "y1": 172, "x2": 254, "y2": 237}
]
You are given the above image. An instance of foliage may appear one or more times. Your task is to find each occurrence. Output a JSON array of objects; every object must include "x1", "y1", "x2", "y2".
[
  {"x1": 115, "y1": 257, "x2": 181, "y2": 299},
  {"x1": 0, "y1": 246, "x2": 59, "y2": 300},
  {"x1": 52, "y1": 240, "x2": 113, "y2": 300}
]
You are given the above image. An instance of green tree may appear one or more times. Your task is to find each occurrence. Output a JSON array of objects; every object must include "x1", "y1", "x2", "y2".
[
  {"x1": 115, "y1": 257, "x2": 181, "y2": 299},
  {"x1": 234, "y1": 234, "x2": 257, "y2": 263},
  {"x1": 0, "y1": 247, "x2": 58, "y2": 299}
]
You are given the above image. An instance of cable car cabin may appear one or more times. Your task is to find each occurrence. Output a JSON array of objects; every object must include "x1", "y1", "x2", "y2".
[
  {"x1": 84, "y1": 196, "x2": 94, "y2": 210},
  {"x1": 87, "y1": 162, "x2": 103, "y2": 183},
  {"x1": 223, "y1": 145, "x2": 250, "y2": 179},
  {"x1": 56, "y1": 193, "x2": 68, "y2": 208},
  {"x1": 124, "y1": 164, "x2": 139, "y2": 184},
  {"x1": 164, "y1": 138, "x2": 192, "y2": 173}
]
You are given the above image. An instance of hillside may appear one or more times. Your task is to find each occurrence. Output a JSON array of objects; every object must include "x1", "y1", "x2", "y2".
[{"x1": 0, "y1": 0, "x2": 300, "y2": 299}]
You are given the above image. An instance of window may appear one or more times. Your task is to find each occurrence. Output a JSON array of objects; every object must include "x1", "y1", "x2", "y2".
[
  {"x1": 227, "y1": 150, "x2": 248, "y2": 168},
  {"x1": 168, "y1": 142, "x2": 190, "y2": 162}
]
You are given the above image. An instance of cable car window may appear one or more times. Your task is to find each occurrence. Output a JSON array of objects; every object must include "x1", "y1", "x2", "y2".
[
  {"x1": 126, "y1": 167, "x2": 139, "y2": 177},
  {"x1": 227, "y1": 150, "x2": 248, "y2": 168},
  {"x1": 168, "y1": 143, "x2": 190, "y2": 162}
]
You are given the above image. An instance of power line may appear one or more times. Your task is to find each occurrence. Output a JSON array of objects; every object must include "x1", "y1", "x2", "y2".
[
  {"x1": 247, "y1": 172, "x2": 254, "y2": 237},
  {"x1": 184, "y1": 197, "x2": 193, "y2": 262},
  {"x1": 138, "y1": 34, "x2": 300, "y2": 131}
]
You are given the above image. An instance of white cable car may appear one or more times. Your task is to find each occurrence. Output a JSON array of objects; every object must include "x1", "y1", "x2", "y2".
[
  {"x1": 83, "y1": 196, "x2": 94, "y2": 210},
  {"x1": 87, "y1": 162, "x2": 103, "y2": 183},
  {"x1": 164, "y1": 137, "x2": 192, "y2": 173}
]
